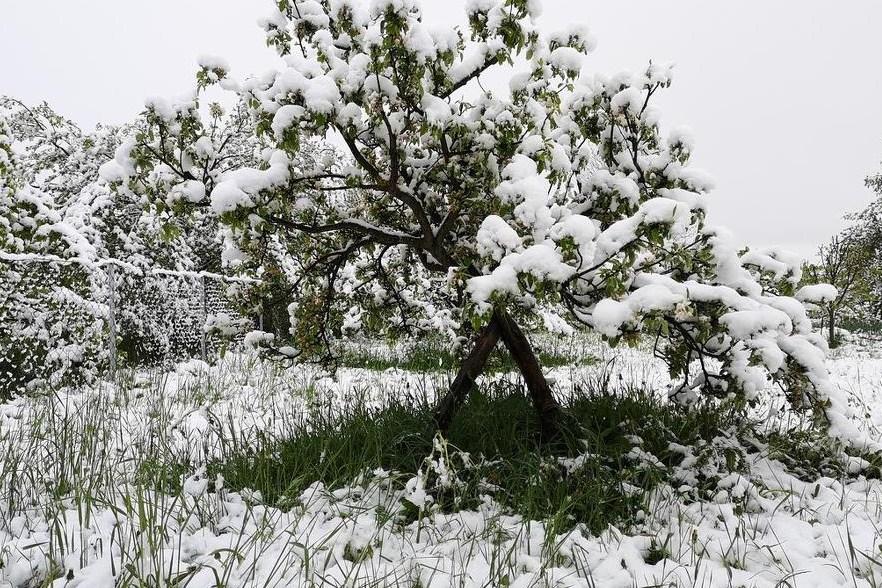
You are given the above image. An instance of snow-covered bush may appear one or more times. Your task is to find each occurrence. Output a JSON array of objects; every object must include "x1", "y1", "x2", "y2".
[
  {"x1": 105, "y1": 0, "x2": 862, "y2": 447},
  {"x1": 98, "y1": 84, "x2": 274, "y2": 332},
  {"x1": 0, "y1": 97, "x2": 258, "y2": 392},
  {"x1": 0, "y1": 112, "x2": 106, "y2": 393}
]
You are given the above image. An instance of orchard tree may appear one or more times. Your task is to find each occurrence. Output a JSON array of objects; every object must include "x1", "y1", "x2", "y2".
[
  {"x1": 803, "y1": 159, "x2": 882, "y2": 338},
  {"x1": 0, "y1": 99, "x2": 100, "y2": 259},
  {"x1": 0, "y1": 118, "x2": 24, "y2": 249},
  {"x1": 0, "y1": 109, "x2": 110, "y2": 392},
  {"x1": 804, "y1": 234, "x2": 872, "y2": 347},
  {"x1": 0, "y1": 94, "x2": 262, "y2": 389},
  {"x1": 95, "y1": 90, "x2": 269, "y2": 361},
  {"x1": 107, "y1": 0, "x2": 866, "y2": 447},
  {"x1": 851, "y1": 162, "x2": 882, "y2": 321},
  {"x1": 1, "y1": 96, "x2": 218, "y2": 270},
  {"x1": 97, "y1": 72, "x2": 279, "y2": 330}
]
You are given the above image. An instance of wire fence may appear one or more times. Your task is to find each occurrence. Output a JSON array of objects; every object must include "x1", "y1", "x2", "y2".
[{"x1": 0, "y1": 253, "x2": 253, "y2": 397}]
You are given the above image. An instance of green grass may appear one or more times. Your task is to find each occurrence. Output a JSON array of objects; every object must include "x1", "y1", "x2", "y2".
[
  {"x1": 839, "y1": 316, "x2": 882, "y2": 336},
  {"x1": 340, "y1": 338, "x2": 597, "y2": 372},
  {"x1": 205, "y1": 380, "x2": 744, "y2": 535},
  {"x1": 763, "y1": 427, "x2": 882, "y2": 481}
]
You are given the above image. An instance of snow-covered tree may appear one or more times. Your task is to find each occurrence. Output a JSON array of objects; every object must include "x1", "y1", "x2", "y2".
[
  {"x1": 2, "y1": 96, "x2": 214, "y2": 269},
  {"x1": 802, "y1": 158, "x2": 882, "y2": 341},
  {"x1": 803, "y1": 234, "x2": 872, "y2": 347},
  {"x1": 97, "y1": 71, "x2": 272, "y2": 336},
  {"x1": 0, "y1": 92, "x2": 262, "y2": 391},
  {"x1": 0, "y1": 118, "x2": 21, "y2": 244},
  {"x1": 106, "y1": 0, "x2": 865, "y2": 446},
  {"x1": 849, "y1": 163, "x2": 882, "y2": 323},
  {"x1": 0, "y1": 108, "x2": 109, "y2": 394},
  {"x1": 0, "y1": 97, "x2": 120, "y2": 260}
]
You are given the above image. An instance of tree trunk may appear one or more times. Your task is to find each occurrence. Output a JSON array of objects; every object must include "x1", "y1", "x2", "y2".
[
  {"x1": 433, "y1": 310, "x2": 561, "y2": 441},
  {"x1": 828, "y1": 305, "x2": 836, "y2": 348},
  {"x1": 433, "y1": 316, "x2": 502, "y2": 433},
  {"x1": 495, "y1": 310, "x2": 561, "y2": 441}
]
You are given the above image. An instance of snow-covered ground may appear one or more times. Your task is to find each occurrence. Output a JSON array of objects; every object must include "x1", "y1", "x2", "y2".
[{"x1": 1, "y1": 337, "x2": 882, "y2": 587}]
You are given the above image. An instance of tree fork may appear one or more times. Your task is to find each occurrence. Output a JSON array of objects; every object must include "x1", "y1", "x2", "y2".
[
  {"x1": 433, "y1": 309, "x2": 561, "y2": 440},
  {"x1": 495, "y1": 310, "x2": 561, "y2": 441},
  {"x1": 433, "y1": 315, "x2": 502, "y2": 433}
]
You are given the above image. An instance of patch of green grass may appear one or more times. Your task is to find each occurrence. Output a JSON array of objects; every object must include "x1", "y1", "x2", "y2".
[
  {"x1": 764, "y1": 428, "x2": 882, "y2": 480},
  {"x1": 136, "y1": 456, "x2": 192, "y2": 494},
  {"x1": 208, "y1": 381, "x2": 740, "y2": 535},
  {"x1": 340, "y1": 339, "x2": 597, "y2": 373},
  {"x1": 839, "y1": 317, "x2": 882, "y2": 337}
]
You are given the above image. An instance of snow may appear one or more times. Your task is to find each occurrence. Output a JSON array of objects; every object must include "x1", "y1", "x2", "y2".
[
  {"x1": 270, "y1": 105, "x2": 305, "y2": 140},
  {"x1": 668, "y1": 126, "x2": 695, "y2": 153},
  {"x1": 494, "y1": 155, "x2": 555, "y2": 239},
  {"x1": 210, "y1": 151, "x2": 291, "y2": 214},
  {"x1": 194, "y1": 136, "x2": 216, "y2": 159},
  {"x1": 97, "y1": 139, "x2": 136, "y2": 183},
  {"x1": 475, "y1": 214, "x2": 523, "y2": 261},
  {"x1": 210, "y1": 181, "x2": 254, "y2": 214},
  {"x1": 547, "y1": 46, "x2": 584, "y2": 72},
  {"x1": 168, "y1": 179, "x2": 206, "y2": 204},
  {"x1": 243, "y1": 329, "x2": 275, "y2": 348},
  {"x1": 270, "y1": 68, "x2": 341, "y2": 115},
  {"x1": 466, "y1": 264, "x2": 519, "y2": 311},
  {"x1": 515, "y1": 242, "x2": 574, "y2": 282},
  {"x1": 405, "y1": 22, "x2": 438, "y2": 63},
  {"x1": 420, "y1": 94, "x2": 452, "y2": 126},
  {"x1": 144, "y1": 96, "x2": 176, "y2": 121},
  {"x1": 797, "y1": 283, "x2": 838, "y2": 303},
  {"x1": 591, "y1": 285, "x2": 684, "y2": 337},
  {"x1": 0, "y1": 337, "x2": 881, "y2": 586},
  {"x1": 468, "y1": 238, "x2": 577, "y2": 309},
  {"x1": 197, "y1": 54, "x2": 230, "y2": 73},
  {"x1": 584, "y1": 169, "x2": 640, "y2": 207},
  {"x1": 362, "y1": 73, "x2": 399, "y2": 100},
  {"x1": 719, "y1": 308, "x2": 792, "y2": 339},
  {"x1": 448, "y1": 43, "x2": 492, "y2": 87},
  {"x1": 548, "y1": 24, "x2": 597, "y2": 53},
  {"x1": 610, "y1": 87, "x2": 645, "y2": 117}
]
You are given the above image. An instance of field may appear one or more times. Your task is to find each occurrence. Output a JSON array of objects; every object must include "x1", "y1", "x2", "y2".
[
  {"x1": 1, "y1": 334, "x2": 881, "y2": 587},
  {"x1": 3, "y1": 0, "x2": 882, "y2": 586}
]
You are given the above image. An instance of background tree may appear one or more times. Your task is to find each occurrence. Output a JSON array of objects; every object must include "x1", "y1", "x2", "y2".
[
  {"x1": 97, "y1": 69, "x2": 288, "y2": 337},
  {"x1": 0, "y1": 92, "x2": 265, "y2": 390},
  {"x1": 0, "y1": 107, "x2": 109, "y2": 392},
  {"x1": 106, "y1": 0, "x2": 864, "y2": 447},
  {"x1": 801, "y1": 156, "x2": 882, "y2": 343},
  {"x1": 803, "y1": 233, "x2": 870, "y2": 347},
  {"x1": 854, "y1": 163, "x2": 882, "y2": 323}
]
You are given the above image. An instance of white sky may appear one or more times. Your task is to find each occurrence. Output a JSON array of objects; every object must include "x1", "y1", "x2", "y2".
[{"x1": 2, "y1": 1, "x2": 882, "y2": 259}]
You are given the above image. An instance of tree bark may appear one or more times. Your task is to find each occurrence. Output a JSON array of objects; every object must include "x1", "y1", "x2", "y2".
[
  {"x1": 433, "y1": 316, "x2": 502, "y2": 433},
  {"x1": 828, "y1": 305, "x2": 836, "y2": 348},
  {"x1": 432, "y1": 310, "x2": 561, "y2": 441},
  {"x1": 495, "y1": 310, "x2": 561, "y2": 441}
]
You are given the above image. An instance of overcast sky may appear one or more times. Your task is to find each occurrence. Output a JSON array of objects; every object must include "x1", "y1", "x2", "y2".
[{"x1": 2, "y1": 1, "x2": 882, "y2": 259}]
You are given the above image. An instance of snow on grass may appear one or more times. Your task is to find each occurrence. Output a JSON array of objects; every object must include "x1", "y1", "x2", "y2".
[{"x1": 0, "y1": 336, "x2": 881, "y2": 586}]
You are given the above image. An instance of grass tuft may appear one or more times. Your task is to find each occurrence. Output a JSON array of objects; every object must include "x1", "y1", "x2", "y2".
[
  {"x1": 340, "y1": 337, "x2": 598, "y2": 372},
  {"x1": 209, "y1": 379, "x2": 742, "y2": 534}
]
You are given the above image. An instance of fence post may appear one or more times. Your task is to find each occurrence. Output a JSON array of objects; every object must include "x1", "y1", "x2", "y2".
[
  {"x1": 200, "y1": 274, "x2": 208, "y2": 362},
  {"x1": 106, "y1": 263, "x2": 118, "y2": 382}
]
